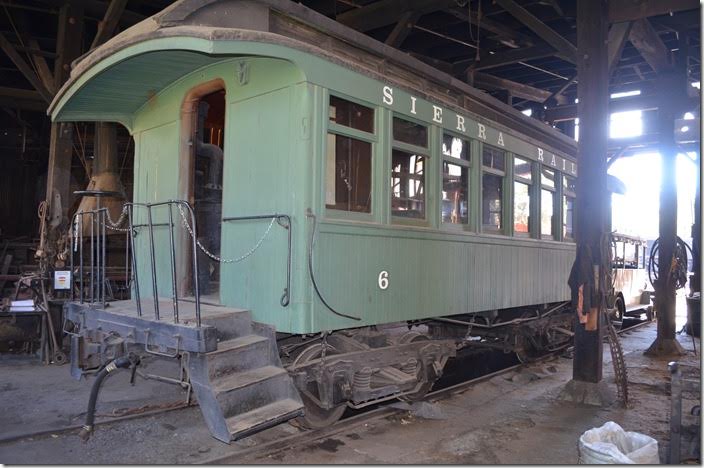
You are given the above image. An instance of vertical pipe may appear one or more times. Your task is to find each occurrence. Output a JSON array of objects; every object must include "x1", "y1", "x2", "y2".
[
  {"x1": 70, "y1": 216, "x2": 75, "y2": 302},
  {"x1": 146, "y1": 204, "x2": 160, "y2": 320},
  {"x1": 79, "y1": 214, "x2": 84, "y2": 303},
  {"x1": 187, "y1": 203, "x2": 201, "y2": 326},
  {"x1": 168, "y1": 204, "x2": 179, "y2": 323},
  {"x1": 101, "y1": 209, "x2": 106, "y2": 307},
  {"x1": 127, "y1": 205, "x2": 141, "y2": 316},
  {"x1": 90, "y1": 211, "x2": 94, "y2": 304},
  {"x1": 125, "y1": 210, "x2": 129, "y2": 300}
]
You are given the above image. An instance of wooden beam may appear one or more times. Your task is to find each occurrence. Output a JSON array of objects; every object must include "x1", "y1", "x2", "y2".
[
  {"x1": 473, "y1": 72, "x2": 565, "y2": 104},
  {"x1": 629, "y1": 18, "x2": 672, "y2": 73},
  {"x1": 546, "y1": 92, "x2": 698, "y2": 121},
  {"x1": 543, "y1": 73, "x2": 577, "y2": 106},
  {"x1": 493, "y1": 0, "x2": 577, "y2": 63},
  {"x1": 37, "y1": 0, "x2": 145, "y2": 26},
  {"x1": 54, "y1": 1, "x2": 85, "y2": 90},
  {"x1": 336, "y1": 0, "x2": 454, "y2": 32},
  {"x1": 0, "y1": 32, "x2": 53, "y2": 103},
  {"x1": 445, "y1": 8, "x2": 534, "y2": 48},
  {"x1": 609, "y1": 0, "x2": 699, "y2": 23},
  {"x1": 385, "y1": 10, "x2": 420, "y2": 48},
  {"x1": 90, "y1": 0, "x2": 127, "y2": 49},
  {"x1": 607, "y1": 21, "x2": 633, "y2": 73},
  {"x1": 456, "y1": 43, "x2": 566, "y2": 73},
  {"x1": 27, "y1": 39, "x2": 55, "y2": 95}
]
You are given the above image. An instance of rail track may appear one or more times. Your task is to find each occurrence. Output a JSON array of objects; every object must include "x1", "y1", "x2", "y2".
[
  {"x1": 200, "y1": 317, "x2": 653, "y2": 464},
  {"x1": 0, "y1": 318, "x2": 653, "y2": 455}
]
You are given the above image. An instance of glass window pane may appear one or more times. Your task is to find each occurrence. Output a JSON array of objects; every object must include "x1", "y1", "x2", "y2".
[
  {"x1": 442, "y1": 161, "x2": 468, "y2": 224},
  {"x1": 442, "y1": 134, "x2": 469, "y2": 161},
  {"x1": 325, "y1": 134, "x2": 372, "y2": 213},
  {"x1": 541, "y1": 167, "x2": 555, "y2": 189},
  {"x1": 563, "y1": 196, "x2": 574, "y2": 240},
  {"x1": 624, "y1": 243, "x2": 637, "y2": 267},
  {"x1": 482, "y1": 145, "x2": 505, "y2": 171},
  {"x1": 514, "y1": 157, "x2": 532, "y2": 181},
  {"x1": 541, "y1": 188, "x2": 554, "y2": 238},
  {"x1": 514, "y1": 181, "x2": 531, "y2": 234},
  {"x1": 391, "y1": 149, "x2": 425, "y2": 218},
  {"x1": 563, "y1": 174, "x2": 576, "y2": 193},
  {"x1": 482, "y1": 173, "x2": 503, "y2": 231},
  {"x1": 393, "y1": 117, "x2": 428, "y2": 147},
  {"x1": 329, "y1": 96, "x2": 374, "y2": 133}
]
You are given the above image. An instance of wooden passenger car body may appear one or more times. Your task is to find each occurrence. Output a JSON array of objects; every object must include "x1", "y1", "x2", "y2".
[{"x1": 50, "y1": 0, "x2": 579, "y2": 335}]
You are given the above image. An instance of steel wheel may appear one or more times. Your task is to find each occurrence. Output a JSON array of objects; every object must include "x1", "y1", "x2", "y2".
[{"x1": 291, "y1": 343, "x2": 346, "y2": 429}]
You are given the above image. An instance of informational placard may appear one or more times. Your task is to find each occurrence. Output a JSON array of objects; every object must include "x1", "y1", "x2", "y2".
[{"x1": 54, "y1": 270, "x2": 71, "y2": 290}]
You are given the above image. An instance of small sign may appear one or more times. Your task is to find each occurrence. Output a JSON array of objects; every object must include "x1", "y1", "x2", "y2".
[{"x1": 54, "y1": 270, "x2": 71, "y2": 290}]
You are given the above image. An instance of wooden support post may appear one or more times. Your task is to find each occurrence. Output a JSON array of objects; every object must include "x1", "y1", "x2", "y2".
[
  {"x1": 45, "y1": 1, "x2": 84, "y2": 223},
  {"x1": 38, "y1": 1, "x2": 84, "y2": 269},
  {"x1": 573, "y1": 0, "x2": 609, "y2": 384},
  {"x1": 559, "y1": 0, "x2": 613, "y2": 405},
  {"x1": 645, "y1": 62, "x2": 687, "y2": 356}
]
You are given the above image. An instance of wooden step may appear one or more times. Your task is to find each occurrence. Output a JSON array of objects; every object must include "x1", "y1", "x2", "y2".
[{"x1": 226, "y1": 398, "x2": 304, "y2": 440}]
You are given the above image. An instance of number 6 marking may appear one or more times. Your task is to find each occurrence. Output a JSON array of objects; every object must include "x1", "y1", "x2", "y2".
[{"x1": 378, "y1": 271, "x2": 389, "y2": 290}]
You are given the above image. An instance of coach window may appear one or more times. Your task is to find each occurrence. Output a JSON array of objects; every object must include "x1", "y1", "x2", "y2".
[
  {"x1": 562, "y1": 174, "x2": 576, "y2": 241},
  {"x1": 541, "y1": 167, "x2": 557, "y2": 239},
  {"x1": 325, "y1": 96, "x2": 375, "y2": 214},
  {"x1": 391, "y1": 117, "x2": 428, "y2": 220},
  {"x1": 441, "y1": 134, "x2": 470, "y2": 225},
  {"x1": 481, "y1": 145, "x2": 505, "y2": 233},
  {"x1": 513, "y1": 157, "x2": 532, "y2": 236}
]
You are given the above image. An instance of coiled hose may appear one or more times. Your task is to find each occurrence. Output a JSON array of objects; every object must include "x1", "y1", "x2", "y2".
[
  {"x1": 648, "y1": 236, "x2": 692, "y2": 290},
  {"x1": 78, "y1": 353, "x2": 140, "y2": 441}
]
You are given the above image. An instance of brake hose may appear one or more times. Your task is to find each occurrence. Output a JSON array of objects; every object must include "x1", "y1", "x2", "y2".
[{"x1": 306, "y1": 210, "x2": 361, "y2": 321}]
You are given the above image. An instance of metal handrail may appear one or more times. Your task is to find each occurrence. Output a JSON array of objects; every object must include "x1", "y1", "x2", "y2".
[
  {"x1": 222, "y1": 214, "x2": 292, "y2": 307},
  {"x1": 127, "y1": 200, "x2": 201, "y2": 327},
  {"x1": 70, "y1": 200, "x2": 202, "y2": 327}
]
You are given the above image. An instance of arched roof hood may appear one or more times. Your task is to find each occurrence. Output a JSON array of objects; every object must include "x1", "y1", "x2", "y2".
[{"x1": 49, "y1": 0, "x2": 577, "y2": 156}]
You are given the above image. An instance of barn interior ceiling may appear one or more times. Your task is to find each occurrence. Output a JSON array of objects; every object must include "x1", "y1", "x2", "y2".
[
  {"x1": 0, "y1": 0, "x2": 699, "y2": 237},
  {"x1": 0, "y1": 0, "x2": 699, "y2": 132}
]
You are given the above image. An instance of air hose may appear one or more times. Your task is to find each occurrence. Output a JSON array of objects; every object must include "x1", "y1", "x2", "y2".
[
  {"x1": 78, "y1": 353, "x2": 140, "y2": 441},
  {"x1": 648, "y1": 237, "x2": 692, "y2": 290},
  {"x1": 306, "y1": 210, "x2": 361, "y2": 321}
]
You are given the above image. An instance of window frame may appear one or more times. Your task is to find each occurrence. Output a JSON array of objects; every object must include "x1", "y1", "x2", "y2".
[
  {"x1": 480, "y1": 143, "x2": 507, "y2": 235},
  {"x1": 390, "y1": 114, "x2": 431, "y2": 226},
  {"x1": 562, "y1": 173, "x2": 576, "y2": 242},
  {"x1": 540, "y1": 166, "x2": 558, "y2": 240},
  {"x1": 324, "y1": 92, "x2": 378, "y2": 222},
  {"x1": 440, "y1": 131, "x2": 472, "y2": 231},
  {"x1": 512, "y1": 155, "x2": 534, "y2": 238}
]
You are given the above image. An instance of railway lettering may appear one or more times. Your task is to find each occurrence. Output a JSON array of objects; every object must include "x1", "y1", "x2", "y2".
[{"x1": 380, "y1": 84, "x2": 577, "y2": 175}]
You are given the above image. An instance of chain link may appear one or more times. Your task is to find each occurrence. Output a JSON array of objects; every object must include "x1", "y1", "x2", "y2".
[
  {"x1": 103, "y1": 205, "x2": 131, "y2": 232},
  {"x1": 176, "y1": 204, "x2": 275, "y2": 263}
]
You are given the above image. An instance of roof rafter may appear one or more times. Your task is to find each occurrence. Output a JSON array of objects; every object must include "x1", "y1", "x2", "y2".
[
  {"x1": 628, "y1": 18, "x2": 672, "y2": 73},
  {"x1": 492, "y1": 0, "x2": 577, "y2": 63}
]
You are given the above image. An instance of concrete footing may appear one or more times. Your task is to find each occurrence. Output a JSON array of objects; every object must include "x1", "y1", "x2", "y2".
[
  {"x1": 557, "y1": 379, "x2": 616, "y2": 407},
  {"x1": 644, "y1": 338, "x2": 686, "y2": 357}
]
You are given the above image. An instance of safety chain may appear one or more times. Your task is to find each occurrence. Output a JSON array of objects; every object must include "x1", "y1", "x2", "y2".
[
  {"x1": 104, "y1": 205, "x2": 131, "y2": 232},
  {"x1": 176, "y1": 204, "x2": 276, "y2": 264}
]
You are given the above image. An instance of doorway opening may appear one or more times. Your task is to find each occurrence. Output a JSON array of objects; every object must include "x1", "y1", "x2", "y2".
[{"x1": 193, "y1": 89, "x2": 225, "y2": 302}]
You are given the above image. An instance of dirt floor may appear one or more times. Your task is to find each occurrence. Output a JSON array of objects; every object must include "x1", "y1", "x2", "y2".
[{"x1": 0, "y1": 316, "x2": 700, "y2": 464}]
